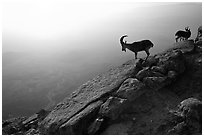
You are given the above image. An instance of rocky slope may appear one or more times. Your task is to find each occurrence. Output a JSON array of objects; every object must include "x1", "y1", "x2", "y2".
[{"x1": 2, "y1": 27, "x2": 202, "y2": 135}]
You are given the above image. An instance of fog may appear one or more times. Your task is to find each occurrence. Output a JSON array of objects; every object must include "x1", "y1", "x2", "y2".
[
  {"x1": 3, "y1": 2, "x2": 202, "y2": 53},
  {"x1": 2, "y1": 1, "x2": 202, "y2": 119}
]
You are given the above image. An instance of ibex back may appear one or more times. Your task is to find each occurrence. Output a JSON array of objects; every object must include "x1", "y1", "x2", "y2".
[
  {"x1": 175, "y1": 27, "x2": 191, "y2": 42},
  {"x1": 120, "y1": 35, "x2": 154, "y2": 60}
]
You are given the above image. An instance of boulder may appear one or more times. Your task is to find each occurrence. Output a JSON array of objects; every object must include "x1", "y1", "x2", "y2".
[
  {"x1": 142, "y1": 56, "x2": 159, "y2": 67},
  {"x1": 195, "y1": 26, "x2": 202, "y2": 44},
  {"x1": 22, "y1": 114, "x2": 38, "y2": 126},
  {"x1": 40, "y1": 60, "x2": 136, "y2": 134},
  {"x1": 36, "y1": 109, "x2": 50, "y2": 121},
  {"x1": 99, "y1": 97, "x2": 128, "y2": 120},
  {"x1": 59, "y1": 100, "x2": 103, "y2": 134},
  {"x1": 25, "y1": 128, "x2": 40, "y2": 135},
  {"x1": 88, "y1": 117, "x2": 104, "y2": 134},
  {"x1": 2, "y1": 27, "x2": 202, "y2": 135},
  {"x1": 151, "y1": 65, "x2": 167, "y2": 74},
  {"x1": 136, "y1": 67, "x2": 165, "y2": 81},
  {"x1": 177, "y1": 98, "x2": 202, "y2": 121},
  {"x1": 2, "y1": 117, "x2": 27, "y2": 135},
  {"x1": 143, "y1": 76, "x2": 169, "y2": 90},
  {"x1": 21, "y1": 115, "x2": 40, "y2": 132},
  {"x1": 167, "y1": 121, "x2": 187, "y2": 135},
  {"x1": 168, "y1": 98, "x2": 202, "y2": 135},
  {"x1": 136, "y1": 67, "x2": 151, "y2": 81},
  {"x1": 167, "y1": 71, "x2": 177, "y2": 79},
  {"x1": 163, "y1": 50, "x2": 185, "y2": 74},
  {"x1": 134, "y1": 59, "x2": 143, "y2": 73},
  {"x1": 115, "y1": 78, "x2": 146, "y2": 101}
]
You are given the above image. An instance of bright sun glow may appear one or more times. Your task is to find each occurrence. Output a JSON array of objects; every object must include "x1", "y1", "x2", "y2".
[
  {"x1": 3, "y1": 0, "x2": 135, "y2": 39},
  {"x1": 3, "y1": 1, "x2": 201, "y2": 53}
]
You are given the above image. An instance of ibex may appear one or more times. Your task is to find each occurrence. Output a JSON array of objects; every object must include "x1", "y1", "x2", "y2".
[
  {"x1": 120, "y1": 35, "x2": 154, "y2": 60},
  {"x1": 175, "y1": 27, "x2": 191, "y2": 42}
]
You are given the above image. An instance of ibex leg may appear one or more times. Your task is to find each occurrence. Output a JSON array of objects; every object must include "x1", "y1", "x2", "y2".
[
  {"x1": 175, "y1": 37, "x2": 179, "y2": 42},
  {"x1": 134, "y1": 52, "x2": 138, "y2": 59},
  {"x1": 145, "y1": 50, "x2": 150, "y2": 61}
]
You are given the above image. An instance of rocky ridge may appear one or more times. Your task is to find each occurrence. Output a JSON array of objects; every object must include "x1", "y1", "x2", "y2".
[{"x1": 2, "y1": 26, "x2": 202, "y2": 135}]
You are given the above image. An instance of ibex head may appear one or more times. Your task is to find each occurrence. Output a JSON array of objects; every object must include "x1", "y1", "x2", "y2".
[
  {"x1": 120, "y1": 35, "x2": 128, "y2": 52},
  {"x1": 185, "y1": 26, "x2": 190, "y2": 32}
]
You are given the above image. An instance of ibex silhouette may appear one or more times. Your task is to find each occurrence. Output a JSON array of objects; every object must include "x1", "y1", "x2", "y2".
[{"x1": 120, "y1": 35, "x2": 154, "y2": 61}]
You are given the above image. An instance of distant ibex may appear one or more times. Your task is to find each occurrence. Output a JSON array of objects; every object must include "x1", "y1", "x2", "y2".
[
  {"x1": 120, "y1": 35, "x2": 154, "y2": 60},
  {"x1": 175, "y1": 27, "x2": 191, "y2": 42}
]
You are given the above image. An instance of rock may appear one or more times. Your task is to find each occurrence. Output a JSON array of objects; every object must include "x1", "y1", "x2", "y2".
[
  {"x1": 142, "y1": 56, "x2": 159, "y2": 67},
  {"x1": 177, "y1": 98, "x2": 202, "y2": 121},
  {"x1": 22, "y1": 109, "x2": 49, "y2": 131},
  {"x1": 2, "y1": 121, "x2": 11, "y2": 127},
  {"x1": 101, "y1": 122, "x2": 132, "y2": 135},
  {"x1": 25, "y1": 128, "x2": 40, "y2": 135},
  {"x1": 37, "y1": 109, "x2": 50, "y2": 121},
  {"x1": 143, "y1": 76, "x2": 169, "y2": 90},
  {"x1": 167, "y1": 71, "x2": 177, "y2": 79},
  {"x1": 167, "y1": 98, "x2": 202, "y2": 135},
  {"x1": 136, "y1": 67, "x2": 165, "y2": 82},
  {"x1": 136, "y1": 67, "x2": 151, "y2": 81},
  {"x1": 151, "y1": 66, "x2": 166, "y2": 74},
  {"x1": 99, "y1": 97, "x2": 127, "y2": 120},
  {"x1": 151, "y1": 71, "x2": 165, "y2": 77},
  {"x1": 170, "y1": 40, "x2": 195, "y2": 54},
  {"x1": 22, "y1": 114, "x2": 39, "y2": 131},
  {"x1": 2, "y1": 117, "x2": 27, "y2": 135},
  {"x1": 167, "y1": 121, "x2": 187, "y2": 135},
  {"x1": 163, "y1": 50, "x2": 186, "y2": 74},
  {"x1": 2, "y1": 109, "x2": 50, "y2": 135},
  {"x1": 195, "y1": 26, "x2": 202, "y2": 44},
  {"x1": 88, "y1": 117, "x2": 104, "y2": 134},
  {"x1": 59, "y1": 100, "x2": 103, "y2": 134},
  {"x1": 22, "y1": 114, "x2": 38, "y2": 126},
  {"x1": 40, "y1": 60, "x2": 136, "y2": 134},
  {"x1": 115, "y1": 78, "x2": 146, "y2": 101},
  {"x1": 5, "y1": 32, "x2": 201, "y2": 135},
  {"x1": 134, "y1": 59, "x2": 143, "y2": 73}
]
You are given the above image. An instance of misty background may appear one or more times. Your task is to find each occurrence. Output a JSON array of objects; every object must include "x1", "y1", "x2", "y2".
[{"x1": 2, "y1": 1, "x2": 202, "y2": 120}]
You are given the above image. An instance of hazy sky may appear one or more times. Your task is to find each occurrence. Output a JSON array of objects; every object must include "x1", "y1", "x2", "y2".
[{"x1": 2, "y1": 1, "x2": 202, "y2": 55}]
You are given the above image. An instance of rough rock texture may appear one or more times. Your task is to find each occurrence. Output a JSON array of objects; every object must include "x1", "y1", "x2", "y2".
[
  {"x1": 59, "y1": 100, "x2": 103, "y2": 134},
  {"x1": 195, "y1": 26, "x2": 202, "y2": 44},
  {"x1": 40, "y1": 39, "x2": 201, "y2": 135},
  {"x1": 2, "y1": 117, "x2": 27, "y2": 135},
  {"x1": 3, "y1": 26, "x2": 202, "y2": 135},
  {"x1": 99, "y1": 96, "x2": 127, "y2": 120},
  {"x1": 39, "y1": 60, "x2": 136, "y2": 134},
  {"x1": 2, "y1": 109, "x2": 49, "y2": 135},
  {"x1": 114, "y1": 78, "x2": 147, "y2": 101},
  {"x1": 165, "y1": 98, "x2": 202, "y2": 135}
]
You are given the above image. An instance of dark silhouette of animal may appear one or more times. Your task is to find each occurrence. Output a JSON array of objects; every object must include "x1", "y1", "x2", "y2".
[
  {"x1": 120, "y1": 35, "x2": 154, "y2": 60},
  {"x1": 175, "y1": 27, "x2": 191, "y2": 42}
]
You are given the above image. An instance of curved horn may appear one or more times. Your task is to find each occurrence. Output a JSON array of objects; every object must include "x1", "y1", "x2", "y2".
[
  {"x1": 120, "y1": 35, "x2": 128, "y2": 45},
  {"x1": 185, "y1": 26, "x2": 190, "y2": 30}
]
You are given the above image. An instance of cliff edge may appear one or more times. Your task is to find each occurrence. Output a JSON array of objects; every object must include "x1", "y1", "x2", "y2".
[{"x1": 3, "y1": 26, "x2": 202, "y2": 135}]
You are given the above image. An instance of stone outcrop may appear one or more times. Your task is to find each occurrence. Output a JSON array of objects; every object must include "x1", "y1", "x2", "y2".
[
  {"x1": 39, "y1": 37, "x2": 201, "y2": 134},
  {"x1": 2, "y1": 109, "x2": 49, "y2": 135},
  {"x1": 3, "y1": 26, "x2": 202, "y2": 135},
  {"x1": 114, "y1": 78, "x2": 146, "y2": 101},
  {"x1": 195, "y1": 26, "x2": 202, "y2": 44},
  {"x1": 40, "y1": 60, "x2": 136, "y2": 134},
  {"x1": 167, "y1": 98, "x2": 202, "y2": 135}
]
